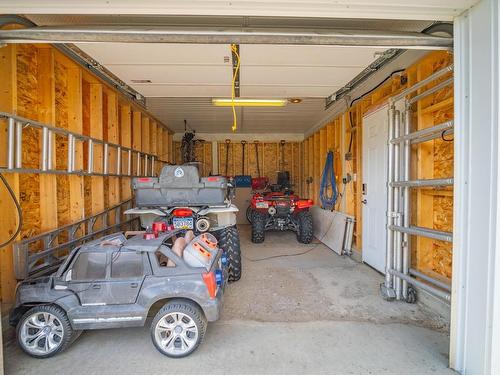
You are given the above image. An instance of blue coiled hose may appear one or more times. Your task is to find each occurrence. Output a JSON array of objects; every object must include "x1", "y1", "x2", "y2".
[{"x1": 320, "y1": 151, "x2": 338, "y2": 210}]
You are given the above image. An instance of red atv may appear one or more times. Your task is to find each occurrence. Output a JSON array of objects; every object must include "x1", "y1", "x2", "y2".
[{"x1": 249, "y1": 189, "x2": 314, "y2": 244}]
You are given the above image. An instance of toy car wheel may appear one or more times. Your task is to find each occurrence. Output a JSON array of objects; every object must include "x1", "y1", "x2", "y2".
[
  {"x1": 296, "y1": 211, "x2": 313, "y2": 244},
  {"x1": 17, "y1": 304, "x2": 74, "y2": 358},
  {"x1": 214, "y1": 226, "x2": 242, "y2": 282},
  {"x1": 246, "y1": 206, "x2": 253, "y2": 223},
  {"x1": 151, "y1": 300, "x2": 207, "y2": 358},
  {"x1": 251, "y1": 211, "x2": 266, "y2": 243}
]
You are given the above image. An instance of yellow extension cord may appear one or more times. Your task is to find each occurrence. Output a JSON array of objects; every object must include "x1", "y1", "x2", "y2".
[{"x1": 230, "y1": 44, "x2": 241, "y2": 132}]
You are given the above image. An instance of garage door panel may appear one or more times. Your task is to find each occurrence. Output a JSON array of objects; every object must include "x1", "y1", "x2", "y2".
[
  {"x1": 136, "y1": 84, "x2": 231, "y2": 97},
  {"x1": 240, "y1": 45, "x2": 385, "y2": 66},
  {"x1": 77, "y1": 43, "x2": 231, "y2": 65},
  {"x1": 241, "y1": 85, "x2": 342, "y2": 98},
  {"x1": 241, "y1": 66, "x2": 365, "y2": 86},
  {"x1": 106, "y1": 64, "x2": 232, "y2": 85}
]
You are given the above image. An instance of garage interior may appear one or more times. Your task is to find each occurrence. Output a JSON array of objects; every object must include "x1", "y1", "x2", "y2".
[{"x1": 0, "y1": 1, "x2": 498, "y2": 374}]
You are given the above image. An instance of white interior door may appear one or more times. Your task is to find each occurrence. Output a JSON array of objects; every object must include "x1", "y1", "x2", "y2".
[{"x1": 361, "y1": 106, "x2": 389, "y2": 273}]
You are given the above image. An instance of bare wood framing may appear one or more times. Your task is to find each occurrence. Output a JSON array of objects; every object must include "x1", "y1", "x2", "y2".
[{"x1": 301, "y1": 50, "x2": 454, "y2": 277}]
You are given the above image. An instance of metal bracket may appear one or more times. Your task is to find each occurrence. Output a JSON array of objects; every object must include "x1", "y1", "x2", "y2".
[
  {"x1": 380, "y1": 283, "x2": 397, "y2": 301},
  {"x1": 386, "y1": 211, "x2": 402, "y2": 219}
]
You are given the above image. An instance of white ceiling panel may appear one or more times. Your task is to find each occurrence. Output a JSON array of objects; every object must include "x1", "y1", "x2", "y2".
[
  {"x1": 103, "y1": 64, "x2": 231, "y2": 85},
  {"x1": 240, "y1": 45, "x2": 385, "y2": 66},
  {"x1": 242, "y1": 66, "x2": 369, "y2": 86},
  {"x1": 77, "y1": 42, "x2": 385, "y2": 98},
  {"x1": 74, "y1": 41, "x2": 406, "y2": 131},
  {"x1": 129, "y1": 85, "x2": 231, "y2": 97},
  {"x1": 240, "y1": 85, "x2": 342, "y2": 98},
  {"x1": 77, "y1": 43, "x2": 231, "y2": 65}
]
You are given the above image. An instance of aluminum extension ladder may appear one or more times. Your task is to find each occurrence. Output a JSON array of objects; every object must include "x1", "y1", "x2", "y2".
[
  {"x1": 381, "y1": 64, "x2": 454, "y2": 303},
  {"x1": 1, "y1": 112, "x2": 163, "y2": 177}
]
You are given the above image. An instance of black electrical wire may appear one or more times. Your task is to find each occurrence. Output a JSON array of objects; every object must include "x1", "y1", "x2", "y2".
[
  {"x1": 348, "y1": 111, "x2": 355, "y2": 153},
  {"x1": 0, "y1": 172, "x2": 23, "y2": 248},
  {"x1": 242, "y1": 245, "x2": 320, "y2": 262},
  {"x1": 441, "y1": 130, "x2": 454, "y2": 142},
  {"x1": 347, "y1": 68, "x2": 406, "y2": 153},
  {"x1": 349, "y1": 69, "x2": 406, "y2": 109}
]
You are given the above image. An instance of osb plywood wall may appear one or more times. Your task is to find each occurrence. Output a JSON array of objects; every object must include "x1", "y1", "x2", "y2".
[
  {"x1": 172, "y1": 140, "x2": 302, "y2": 188},
  {"x1": 0, "y1": 44, "x2": 174, "y2": 305},
  {"x1": 302, "y1": 51, "x2": 454, "y2": 281},
  {"x1": 408, "y1": 53, "x2": 454, "y2": 281},
  {"x1": 217, "y1": 141, "x2": 301, "y2": 188}
]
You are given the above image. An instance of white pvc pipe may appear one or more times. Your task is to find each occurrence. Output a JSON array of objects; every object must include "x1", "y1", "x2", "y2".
[
  {"x1": 393, "y1": 110, "x2": 402, "y2": 299},
  {"x1": 7, "y1": 117, "x2": 15, "y2": 169},
  {"x1": 384, "y1": 106, "x2": 396, "y2": 290},
  {"x1": 402, "y1": 107, "x2": 411, "y2": 300}
]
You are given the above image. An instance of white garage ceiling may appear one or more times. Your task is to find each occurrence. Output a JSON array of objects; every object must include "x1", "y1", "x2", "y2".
[
  {"x1": 23, "y1": 14, "x2": 444, "y2": 133},
  {"x1": 146, "y1": 97, "x2": 327, "y2": 134},
  {"x1": 75, "y1": 42, "x2": 389, "y2": 133},
  {"x1": 76, "y1": 43, "x2": 387, "y2": 98}
]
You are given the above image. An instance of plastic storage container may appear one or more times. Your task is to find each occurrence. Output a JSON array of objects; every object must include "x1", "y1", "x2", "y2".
[
  {"x1": 133, "y1": 165, "x2": 229, "y2": 207},
  {"x1": 234, "y1": 175, "x2": 252, "y2": 187}
]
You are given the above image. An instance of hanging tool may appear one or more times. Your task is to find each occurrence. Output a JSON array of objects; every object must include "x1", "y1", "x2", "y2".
[
  {"x1": 251, "y1": 140, "x2": 268, "y2": 190},
  {"x1": 241, "y1": 140, "x2": 247, "y2": 175},
  {"x1": 320, "y1": 150, "x2": 338, "y2": 210},
  {"x1": 254, "y1": 140, "x2": 261, "y2": 177},
  {"x1": 181, "y1": 119, "x2": 196, "y2": 163},
  {"x1": 224, "y1": 139, "x2": 231, "y2": 176},
  {"x1": 234, "y1": 139, "x2": 251, "y2": 187},
  {"x1": 279, "y1": 139, "x2": 286, "y2": 170}
]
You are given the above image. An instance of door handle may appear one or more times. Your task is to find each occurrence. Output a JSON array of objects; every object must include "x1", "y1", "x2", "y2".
[
  {"x1": 130, "y1": 282, "x2": 139, "y2": 288},
  {"x1": 361, "y1": 199, "x2": 367, "y2": 205},
  {"x1": 92, "y1": 284, "x2": 101, "y2": 289}
]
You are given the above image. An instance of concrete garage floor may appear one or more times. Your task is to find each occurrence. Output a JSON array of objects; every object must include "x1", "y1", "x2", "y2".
[{"x1": 4, "y1": 225, "x2": 454, "y2": 375}]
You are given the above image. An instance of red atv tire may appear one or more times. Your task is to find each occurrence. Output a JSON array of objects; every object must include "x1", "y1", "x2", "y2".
[
  {"x1": 296, "y1": 210, "x2": 313, "y2": 244},
  {"x1": 251, "y1": 211, "x2": 266, "y2": 243}
]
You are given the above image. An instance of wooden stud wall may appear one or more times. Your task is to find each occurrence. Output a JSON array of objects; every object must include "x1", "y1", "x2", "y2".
[
  {"x1": 301, "y1": 51, "x2": 454, "y2": 281},
  {"x1": 0, "y1": 44, "x2": 19, "y2": 305},
  {"x1": 409, "y1": 53, "x2": 454, "y2": 281},
  {"x1": 171, "y1": 139, "x2": 302, "y2": 187},
  {"x1": 0, "y1": 43, "x2": 172, "y2": 305},
  {"x1": 216, "y1": 141, "x2": 301, "y2": 187}
]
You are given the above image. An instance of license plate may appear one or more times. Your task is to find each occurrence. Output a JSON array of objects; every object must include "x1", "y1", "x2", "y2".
[
  {"x1": 172, "y1": 217, "x2": 194, "y2": 229},
  {"x1": 256, "y1": 201, "x2": 269, "y2": 209}
]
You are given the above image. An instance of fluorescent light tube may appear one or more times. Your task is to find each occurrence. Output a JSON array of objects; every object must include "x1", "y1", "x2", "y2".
[{"x1": 212, "y1": 98, "x2": 287, "y2": 107}]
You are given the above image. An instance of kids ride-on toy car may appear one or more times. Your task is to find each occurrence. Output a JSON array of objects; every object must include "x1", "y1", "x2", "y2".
[
  {"x1": 10, "y1": 229, "x2": 227, "y2": 359},
  {"x1": 250, "y1": 190, "x2": 314, "y2": 244},
  {"x1": 125, "y1": 165, "x2": 241, "y2": 282}
]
